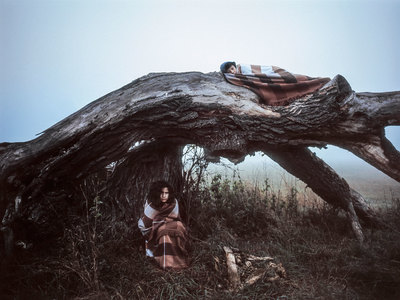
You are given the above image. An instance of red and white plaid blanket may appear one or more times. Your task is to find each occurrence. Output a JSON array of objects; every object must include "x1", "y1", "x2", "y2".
[
  {"x1": 223, "y1": 64, "x2": 331, "y2": 106},
  {"x1": 138, "y1": 199, "x2": 189, "y2": 269}
]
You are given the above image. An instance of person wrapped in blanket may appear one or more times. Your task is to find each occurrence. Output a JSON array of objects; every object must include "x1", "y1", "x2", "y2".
[
  {"x1": 220, "y1": 61, "x2": 330, "y2": 106},
  {"x1": 138, "y1": 181, "x2": 189, "y2": 269}
]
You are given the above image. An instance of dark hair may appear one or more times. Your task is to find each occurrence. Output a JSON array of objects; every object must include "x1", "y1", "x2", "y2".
[
  {"x1": 148, "y1": 180, "x2": 174, "y2": 207},
  {"x1": 220, "y1": 61, "x2": 236, "y2": 73}
]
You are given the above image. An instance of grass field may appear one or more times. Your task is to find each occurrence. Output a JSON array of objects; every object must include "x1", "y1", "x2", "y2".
[
  {"x1": 211, "y1": 152, "x2": 400, "y2": 207},
  {"x1": 1, "y1": 171, "x2": 399, "y2": 299}
]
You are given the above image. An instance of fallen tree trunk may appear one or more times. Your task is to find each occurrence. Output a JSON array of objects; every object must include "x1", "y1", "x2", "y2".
[{"x1": 0, "y1": 71, "x2": 399, "y2": 246}]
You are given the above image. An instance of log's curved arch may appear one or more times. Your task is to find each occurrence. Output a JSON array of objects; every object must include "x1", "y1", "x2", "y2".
[{"x1": 0, "y1": 71, "x2": 399, "y2": 245}]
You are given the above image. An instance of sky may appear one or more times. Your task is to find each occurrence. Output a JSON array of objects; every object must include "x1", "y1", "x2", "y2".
[{"x1": 0, "y1": 0, "x2": 399, "y2": 170}]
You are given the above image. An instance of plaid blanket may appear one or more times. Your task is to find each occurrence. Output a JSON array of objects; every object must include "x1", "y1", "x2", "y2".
[
  {"x1": 223, "y1": 64, "x2": 330, "y2": 106},
  {"x1": 138, "y1": 199, "x2": 188, "y2": 269}
]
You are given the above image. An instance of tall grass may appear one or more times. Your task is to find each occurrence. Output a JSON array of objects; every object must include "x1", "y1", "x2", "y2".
[{"x1": 1, "y1": 173, "x2": 399, "y2": 299}]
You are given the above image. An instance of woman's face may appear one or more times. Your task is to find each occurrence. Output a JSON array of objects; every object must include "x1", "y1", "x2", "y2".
[
  {"x1": 227, "y1": 65, "x2": 237, "y2": 74},
  {"x1": 160, "y1": 187, "x2": 169, "y2": 203}
]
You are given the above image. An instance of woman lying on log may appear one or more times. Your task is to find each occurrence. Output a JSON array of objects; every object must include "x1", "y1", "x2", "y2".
[
  {"x1": 138, "y1": 181, "x2": 189, "y2": 269},
  {"x1": 220, "y1": 61, "x2": 330, "y2": 106}
]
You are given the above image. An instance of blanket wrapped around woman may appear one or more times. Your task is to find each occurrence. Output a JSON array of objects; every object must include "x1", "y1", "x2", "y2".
[
  {"x1": 138, "y1": 199, "x2": 189, "y2": 269},
  {"x1": 224, "y1": 64, "x2": 331, "y2": 106}
]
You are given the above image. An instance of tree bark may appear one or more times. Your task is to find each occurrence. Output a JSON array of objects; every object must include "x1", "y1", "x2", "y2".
[
  {"x1": 0, "y1": 71, "x2": 399, "y2": 245},
  {"x1": 106, "y1": 140, "x2": 184, "y2": 223}
]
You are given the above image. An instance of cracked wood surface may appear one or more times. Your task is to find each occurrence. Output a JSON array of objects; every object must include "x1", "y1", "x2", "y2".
[{"x1": 0, "y1": 71, "x2": 399, "y2": 242}]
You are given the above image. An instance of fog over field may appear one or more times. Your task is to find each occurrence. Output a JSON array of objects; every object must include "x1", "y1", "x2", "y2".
[{"x1": 209, "y1": 142, "x2": 400, "y2": 206}]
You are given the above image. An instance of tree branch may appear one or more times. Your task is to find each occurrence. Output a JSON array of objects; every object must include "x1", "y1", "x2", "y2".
[{"x1": 0, "y1": 71, "x2": 398, "y2": 244}]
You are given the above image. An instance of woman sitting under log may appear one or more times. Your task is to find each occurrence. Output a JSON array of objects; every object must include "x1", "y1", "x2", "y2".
[{"x1": 138, "y1": 181, "x2": 189, "y2": 269}]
